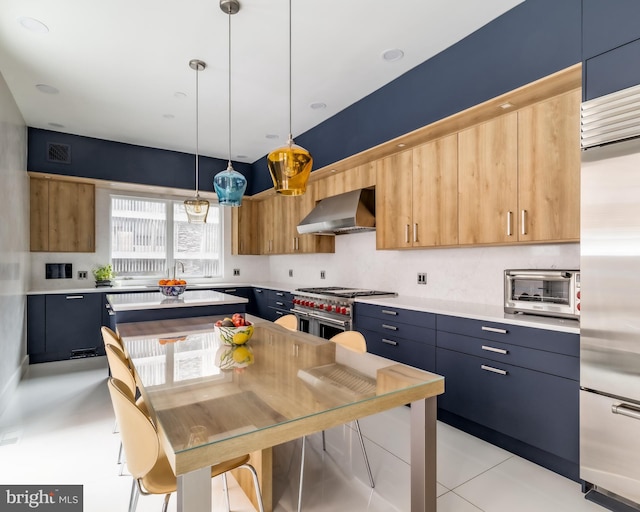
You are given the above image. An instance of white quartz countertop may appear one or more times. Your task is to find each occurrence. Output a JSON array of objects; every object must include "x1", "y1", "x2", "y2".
[
  {"x1": 355, "y1": 295, "x2": 580, "y2": 334},
  {"x1": 106, "y1": 290, "x2": 248, "y2": 312}
]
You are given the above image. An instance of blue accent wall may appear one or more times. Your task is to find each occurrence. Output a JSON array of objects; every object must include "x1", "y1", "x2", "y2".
[
  {"x1": 27, "y1": 128, "x2": 251, "y2": 192},
  {"x1": 250, "y1": 0, "x2": 582, "y2": 194}
]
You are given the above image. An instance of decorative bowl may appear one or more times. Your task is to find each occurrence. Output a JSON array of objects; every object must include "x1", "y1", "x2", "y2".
[
  {"x1": 214, "y1": 324, "x2": 254, "y2": 346},
  {"x1": 215, "y1": 345, "x2": 255, "y2": 370},
  {"x1": 159, "y1": 284, "x2": 187, "y2": 297}
]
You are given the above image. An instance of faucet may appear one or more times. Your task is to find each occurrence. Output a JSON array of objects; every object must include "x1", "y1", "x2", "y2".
[{"x1": 172, "y1": 260, "x2": 185, "y2": 280}]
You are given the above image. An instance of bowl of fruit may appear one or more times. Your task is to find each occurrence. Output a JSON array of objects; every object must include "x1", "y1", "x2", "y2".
[
  {"x1": 158, "y1": 279, "x2": 187, "y2": 297},
  {"x1": 214, "y1": 313, "x2": 254, "y2": 346}
]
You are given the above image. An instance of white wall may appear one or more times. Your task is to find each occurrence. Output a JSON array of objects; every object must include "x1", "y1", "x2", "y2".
[
  {"x1": 0, "y1": 71, "x2": 29, "y2": 415},
  {"x1": 29, "y1": 187, "x2": 269, "y2": 291},
  {"x1": 269, "y1": 231, "x2": 580, "y2": 306}
]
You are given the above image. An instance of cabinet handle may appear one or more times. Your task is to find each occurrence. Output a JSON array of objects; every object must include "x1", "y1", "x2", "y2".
[
  {"x1": 481, "y1": 364, "x2": 508, "y2": 375},
  {"x1": 612, "y1": 403, "x2": 640, "y2": 421},
  {"x1": 482, "y1": 345, "x2": 508, "y2": 355},
  {"x1": 296, "y1": 237, "x2": 299, "y2": 251},
  {"x1": 66, "y1": 295, "x2": 84, "y2": 300},
  {"x1": 481, "y1": 326, "x2": 508, "y2": 334},
  {"x1": 276, "y1": 301, "x2": 284, "y2": 306},
  {"x1": 256, "y1": 289, "x2": 263, "y2": 293},
  {"x1": 382, "y1": 324, "x2": 398, "y2": 331},
  {"x1": 276, "y1": 292, "x2": 284, "y2": 297},
  {"x1": 413, "y1": 223, "x2": 418, "y2": 243},
  {"x1": 224, "y1": 289, "x2": 237, "y2": 293},
  {"x1": 292, "y1": 238, "x2": 296, "y2": 251},
  {"x1": 506, "y1": 211, "x2": 513, "y2": 236},
  {"x1": 405, "y1": 224, "x2": 410, "y2": 243},
  {"x1": 276, "y1": 310, "x2": 284, "y2": 316},
  {"x1": 382, "y1": 338, "x2": 398, "y2": 346},
  {"x1": 269, "y1": 240, "x2": 273, "y2": 252},
  {"x1": 293, "y1": 344, "x2": 299, "y2": 357},
  {"x1": 521, "y1": 210, "x2": 527, "y2": 236},
  {"x1": 381, "y1": 310, "x2": 398, "y2": 316}
]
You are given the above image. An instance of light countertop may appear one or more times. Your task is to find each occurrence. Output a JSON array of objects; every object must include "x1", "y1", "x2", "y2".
[{"x1": 106, "y1": 290, "x2": 248, "y2": 312}]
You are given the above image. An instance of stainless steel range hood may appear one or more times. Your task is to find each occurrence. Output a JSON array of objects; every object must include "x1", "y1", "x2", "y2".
[{"x1": 297, "y1": 188, "x2": 375, "y2": 235}]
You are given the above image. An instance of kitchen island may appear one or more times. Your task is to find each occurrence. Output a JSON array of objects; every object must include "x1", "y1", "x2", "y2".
[{"x1": 106, "y1": 289, "x2": 247, "y2": 323}]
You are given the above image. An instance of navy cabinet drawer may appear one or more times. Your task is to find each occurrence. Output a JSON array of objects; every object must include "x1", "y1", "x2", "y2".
[
  {"x1": 362, "y1": 329, "x2": 435, "y2": 372},
  {"x1": 436, "y1": 315, "x2": 578, "y2": 357},
  {"x1": 438, "y1": 331, "x2": 579, "y2": 380},
  {"x1": 357, "y1": 314, "x2": 435, "y2": 346},
  {"x1": 356, "y1": 303, "x2": 435, "y2": 329},
  {"x1": 585, "y1": 38, "x2": 640, "y2": 100},
  {"x1": 268, "y1": 289, "x2": 293, "y2": 308},
  {"x1": 436, "y1": 347, "x2": 579, "y2": 464}
]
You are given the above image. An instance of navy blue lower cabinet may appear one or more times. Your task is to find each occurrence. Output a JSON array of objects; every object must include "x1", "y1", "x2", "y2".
[
  {"x1": 212, "y1": 287, "x2": 255, "y2": 315},
  {"x1": 252, "y1": 288, "x2": 271, "y2": 320},
  {"x1": 361, "y1": 329, "x2": 435, "y2": 372},
  {"x1": 27, "y1": 295, "x2": 46, "y2": 357}
]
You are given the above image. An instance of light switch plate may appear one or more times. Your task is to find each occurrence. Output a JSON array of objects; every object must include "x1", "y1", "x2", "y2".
[
  {"x1": 417, "y1": 273, "x2": 427, "y2": 285},
  {"x1": 320, "y1": 270, "x2": 326, "y2": 279},
  {"x1": 233, "y1": 268, "x2": 240, "y2": 276},
  {"x1": 289, "y1": 269, "x2": 293, "y2": 277}
]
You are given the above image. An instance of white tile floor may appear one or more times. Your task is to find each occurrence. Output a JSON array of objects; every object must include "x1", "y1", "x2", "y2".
[{"x1": 0, "y1": 357, "x2": 605, "y2": 512}]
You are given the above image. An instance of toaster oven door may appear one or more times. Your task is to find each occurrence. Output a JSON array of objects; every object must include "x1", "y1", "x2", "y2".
[{"x1": 504, "y1": 270, "x2": 579, "y2": 318}]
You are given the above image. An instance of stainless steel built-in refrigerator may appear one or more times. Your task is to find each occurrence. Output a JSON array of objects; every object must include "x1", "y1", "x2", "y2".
[{"x1": 581, "y1": 83, "x2": 640, "y2": 511}]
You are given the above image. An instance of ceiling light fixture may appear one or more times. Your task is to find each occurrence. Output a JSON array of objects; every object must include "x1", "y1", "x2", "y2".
[
  {"x1": 213, "y1": 0, "x2": 247, "y2": 207},
  {"x1": 183, "y1": 59, "x2": 210, "y2": 223},
  {"x1": 266, "y1": 0, "x2": 313, "y2": 196},
  {"x1": 35, "y1": 84, "x2": 59, "y2": 94},
  {"x1": 382, "y1": 48, "x2": 404, "y2": 62},
  {"x1": 18, "y1": 17, "x2": 49, "y2": 34},
  {"x1": 310, "y1": 102, "x2": 326, "y2": 110}
]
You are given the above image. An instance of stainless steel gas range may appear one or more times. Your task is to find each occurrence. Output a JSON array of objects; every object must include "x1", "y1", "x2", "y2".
[{"x1": 292, "y1": 287, "x2": 397, "y2": 339}]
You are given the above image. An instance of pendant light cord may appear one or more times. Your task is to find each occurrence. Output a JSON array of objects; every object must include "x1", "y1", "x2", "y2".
[
  {"x1": 288, "y1": 0, "x2": 292, "y2": 143},
  {"x1": 195, "y1": 64, "x2": 200, "y2": 195},
  {"x1": 228, "y1": 9, "x2": 232, "y2": 167}
]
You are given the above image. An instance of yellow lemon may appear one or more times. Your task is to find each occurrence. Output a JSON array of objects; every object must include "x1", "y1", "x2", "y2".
[
  {"x1": 232, "y1": 346, "x2": 253, "y2": 364},
  {"x1": 232, "y1": 331, "x2": 250, "y2": 345}
]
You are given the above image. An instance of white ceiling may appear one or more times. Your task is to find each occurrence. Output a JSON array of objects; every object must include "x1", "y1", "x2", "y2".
[{"x1": 0, "y1": 0, "x2": 522, "y2": 164}]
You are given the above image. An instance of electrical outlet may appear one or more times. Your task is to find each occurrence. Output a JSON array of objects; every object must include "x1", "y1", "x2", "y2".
[
  {"x1": 233, "y1": 268, "x2": 240, "y2": 276},
  {"x1": 289, "y1": 269, "x2": 293, "y2": 277},
  {"x1": 417, "y1": 273, "x2": 427, "y2": 285},
  {"x1": 320, "y1": 270, "x2": 326, "y2": 279},
  {"x1": 78, "y1": 270, "x2": 88, "y2": 279}
]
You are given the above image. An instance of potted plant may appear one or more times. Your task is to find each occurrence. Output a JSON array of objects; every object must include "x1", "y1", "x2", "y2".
[{"x1": 93, "y1": 264, "x2": 115, "y2": 287}]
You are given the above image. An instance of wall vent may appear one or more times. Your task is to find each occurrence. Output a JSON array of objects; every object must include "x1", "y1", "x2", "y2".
[{"x1": 47, "y1": 142, "x2": 71, "y2": 164}]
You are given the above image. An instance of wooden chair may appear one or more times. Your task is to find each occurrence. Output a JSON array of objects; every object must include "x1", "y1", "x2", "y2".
[
  {"x1": 102, "y1": 325, "x2": 125, "y2": 352},
  {"x1": 274, "y1": 314, "x2": 298, "y2": 331},
  {"x1": 107, "y1": 377, "x2": 264, "y2": 512},
  {"x1": 297, "y1": 331, "x2": 374, "y2": 512}
]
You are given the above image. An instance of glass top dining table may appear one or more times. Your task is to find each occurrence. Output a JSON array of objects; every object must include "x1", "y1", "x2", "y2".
[{"x1": 117, "y1": 315, "x2": 444, "y2": 512}]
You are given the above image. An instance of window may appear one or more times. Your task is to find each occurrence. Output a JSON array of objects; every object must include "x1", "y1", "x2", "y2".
[{"x1": 110, "y1": 195, "x2": 222, "y2": 279}]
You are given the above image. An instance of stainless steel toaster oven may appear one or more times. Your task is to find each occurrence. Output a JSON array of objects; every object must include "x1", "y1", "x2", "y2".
[{"x1": 504, "y1": 269, "x2": 580, "y2": 320}]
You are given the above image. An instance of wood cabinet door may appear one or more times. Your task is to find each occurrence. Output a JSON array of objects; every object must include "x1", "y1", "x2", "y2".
[
  {"x1": 412, "y1": 134, "x2": 459, "y2": 247},
  {"x1": 257, "y1": 198, "x2": 274, "y2": 254},
  {"x1": 48, "y1": 181, "x2": 95, "y2": 252},
  {"x1": 232, "y1": 200, "x2": 259, "y2": 255},
  {"x1": 30, "y1": 178, "x2": 49, "y2": 251},
  {"x1": 315, "y1": 162, "x2": 376, "y2": 200},
  {"x1": 517, "y1": 89, "x2": 581, "y2": 242},
  {"x1": 458, "y1": 113, "x2": 518, "y2": 245},
  {"x1": 375, "y1": 150, "x2": 413, "y2": 249}
]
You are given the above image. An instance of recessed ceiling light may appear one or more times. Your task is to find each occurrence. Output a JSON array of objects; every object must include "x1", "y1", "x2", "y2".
[
  {"x1": 236, "y1": 155, "x2": 248, "y2": 159},
  {"x1": 382, "y1": 48, "x2": 404, "y2": 62},
  {"x1": 310, "y1": 102, "x2": 326, "y2": 110},
  {"x1": 18, "y1": 17, "x2": 49, "y2": 34},
  {"x1": 265, "y1": 134, "x2": 279, "y2": 139},
  {"x1": 500, "y1": 102, "x2": 514, "y2": 109},
  {"x1": 48, "y1": 122, "x2": 64, "y2": 128},
  {"x1": 397, "y1": 143, "x2": 406, "y2": 148},
  {"x1": 35, "y1": 84, "x2": 59, "y2": 94},
  {"x1": 174, "y1": 92, "x2": 187, "y2": 99},
  {"x1": 330, "y1": 169, "x2": 337, "y2": 173},
  {"x1": 163, "y1": 114, "x2": 175, "y2": 119}
]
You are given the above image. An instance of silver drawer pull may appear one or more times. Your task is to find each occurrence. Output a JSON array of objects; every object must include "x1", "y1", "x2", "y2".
[
  {"x1": 276, "y1": 311, "x2": 284, "y2": 316},
  {"x1": 382, "y1": 338, "x2": 398, "y2": 346},
  {"x1": 66, "y1": 295, "x2": 84, "y2": 300},
  {"x1": 276, "y1": 301, "x2": 284, "y2": 306},
  {"x1": 482, "y1": 326, "x2": 508, "y2": 334},
  {"x1": 612, "y1": 403, "x2": 640, "y2": 421},
  {"x1": 224, "y1": 288, "x2": 237, "y2": 293},
  {"x1": 481, "y1": 345, "x2": 508, "y2": 355},
  {"x1": 481, "y1": 364, "x2": 508, "y2": 375},
  {"x1": 276, "y1": 292, "x2": 285, "y2": 296},
  {"x1": 381, "y1": 310, "x2": 398, "y2": 316},
  {"x1": 382, "y1": 324, "x2": 398, "y2": 331}
]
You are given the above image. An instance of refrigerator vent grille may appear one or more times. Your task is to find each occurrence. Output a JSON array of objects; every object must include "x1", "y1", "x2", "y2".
[{"x1": 582, "y1": 83, "x2": 640, "y2": 148}]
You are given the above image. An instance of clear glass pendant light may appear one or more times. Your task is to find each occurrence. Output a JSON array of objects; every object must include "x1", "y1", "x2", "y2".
[
  {"x1": 267, "y1": 0, "x2": 313, "y2": 196},
  {"x1": 213, "y1": 0, "x2": 247, "y2": 207},
  {"x1": 184, "y1": 59, "x2": 210, "y2": 223}
]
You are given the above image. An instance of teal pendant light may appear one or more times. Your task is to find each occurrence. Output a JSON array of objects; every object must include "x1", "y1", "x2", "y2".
[{"x1": 213, "y1": 0, "x2": 247, "y2": 207}]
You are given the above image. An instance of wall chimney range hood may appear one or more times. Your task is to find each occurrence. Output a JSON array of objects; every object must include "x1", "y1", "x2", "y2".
[{"x1": 297, "y1": 188, "x2": 375, "y2": 235}]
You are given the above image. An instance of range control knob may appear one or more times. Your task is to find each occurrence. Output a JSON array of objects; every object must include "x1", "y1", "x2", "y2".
[
  {"x1": 577, "y1": 303, "x2": 581, "y2": 311},
  {"x1": 326, "y1": 305, "x2": 333, "y2": 312}
]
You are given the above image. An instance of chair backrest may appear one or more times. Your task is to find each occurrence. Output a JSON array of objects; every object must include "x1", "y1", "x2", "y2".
[
  {"x1": 330, "y1": 331, "x2": 367, "y2": 354},
  {"x1": 102, "y1": 326, "x2": 124, "y2": 351},
  {"x1": 107, "y1": 378, "x2": 160, "y2": 479},
  {"x1": 274, "y1": 314, "x2": 298, "y2": 331},
  {"x1": 105, "y1": 344, "x2": 137, "y2": 397}
]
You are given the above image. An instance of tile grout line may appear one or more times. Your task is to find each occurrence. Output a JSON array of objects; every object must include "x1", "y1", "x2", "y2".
[{"x1": 448, "y1": 454, "x2": 516, "y2": 491}]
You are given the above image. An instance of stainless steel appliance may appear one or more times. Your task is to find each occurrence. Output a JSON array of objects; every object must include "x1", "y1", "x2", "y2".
[
  {"x1": 292, "y1": 287, "x2": 396, "y2": 339},
  {"x1": 580, "y1": 83, "x2": 640, "y2": 511},
  {"x1": 503, "y1": 269, "x2": 580, "y2": 320}
]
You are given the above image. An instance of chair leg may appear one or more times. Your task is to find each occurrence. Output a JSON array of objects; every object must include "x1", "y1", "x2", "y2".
[
  {"x1": 298, "y1": 436, "x2": 306, "y2": 512},
  {"x1": 240, "y1": 464, "x2": 265, "y2": 512},
  {"x1": 354, "y1": 420, "x2": 375, "y2": 488},
  {"x1": 322, "y1": 430, "x2": 326, "y2": 451},
  {"x1": 222, "y1": 472, "x2": 231, "y2": 512},
  {"x1": 161, "y1": 493, "x2": 171, "y2": 512},
  {"x1": 128, "y1": 479, "x2": 140, "y2": 512}
]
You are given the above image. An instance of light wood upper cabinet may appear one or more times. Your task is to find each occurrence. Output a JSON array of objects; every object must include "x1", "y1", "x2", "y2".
[
  {"x1": 458, "y1": 113, "x2": 518, "y2": 245},
  {"x1": 231, "y1": 199, "x2": 259, "y2": 255},
  {"x1": 517, "y1": 89, "x2": 580, "y2": 242},
  {"x1": 30, "y1": 177, "x2": 95, "y2": 252},
  {"x1": 315, "y1": 162, "x2": 376, "y2": 200},
  {"x1": 376, "y1": 134, "x2": 458, "y2": 249}
]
